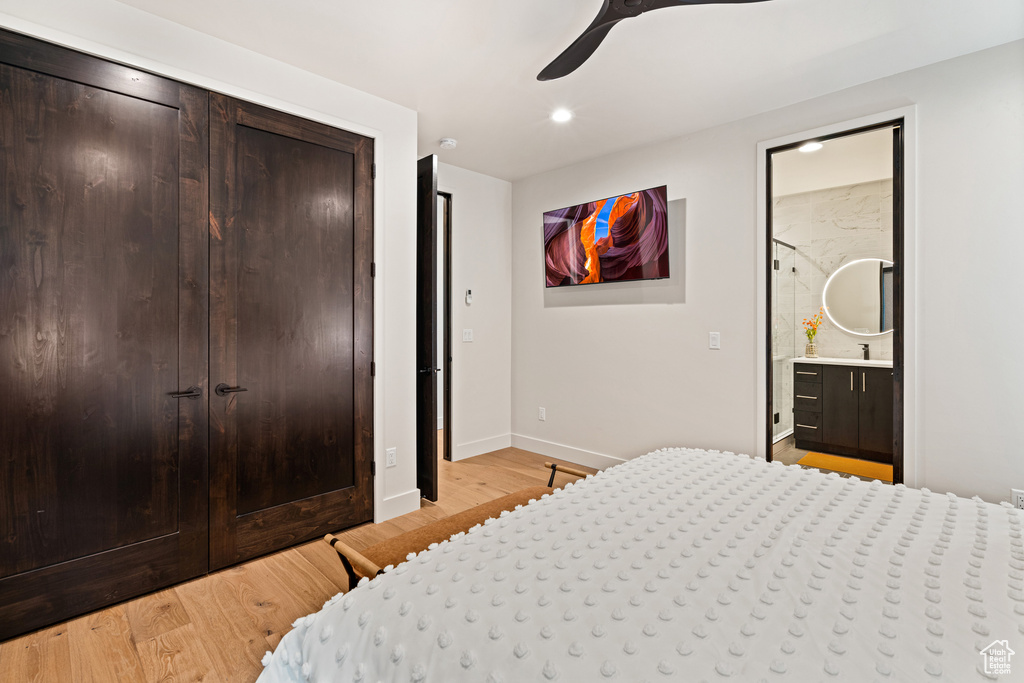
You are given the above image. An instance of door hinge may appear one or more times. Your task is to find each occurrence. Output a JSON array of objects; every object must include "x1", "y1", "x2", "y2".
[
  {"x1": 773, "y1": 259, "x2": 780, "y2": 271},
  {"x1": 371, "y1": 361, "x2": 376, "y2": 377},
  {"x1": 371, "y1": 460, "x2": 376, "y2": 476},
  {"x1": 371, "y1": 163, "x2": 376, "y2": 180},
  {"x1": 773, "y1": 412, "x2": 780, "y2": 425},
  {"x1": 370, "y1": 262, "x2": 376, "y2": 278}
]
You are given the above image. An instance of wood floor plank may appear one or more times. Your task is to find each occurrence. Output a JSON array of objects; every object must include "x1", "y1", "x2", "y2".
[
  {"x1": 292, "y1": 541, "x2": 351, "y2": 595},
  {"x1": 136, "y1": 624, "x2": 218, "y2": 683},
  {"x1": 125, "y1": 588, "x2": 192, "y2": 643},
  {"x1": 335, "y1": 523, "x2": 391, "y2": 550},
  {"x1": 68, "y1": 606, "x2": 147, "y2": 683},
  {"x1": 0, "y1": 623, "x2": 73, "y2": 683},
  {"x1": 248, "y1": 552, "x2": 344, "y2": 649},
  {"x1": 1, "y1": 445, "x2": 601, "y2": 683},
  {"x1": 174, "y1": 569, "x2": 272, "y2": 683},
  {"x1": 266, "y1": 551, "x2": 342, "y2": 611},
  {"x1": 208, "y1": 558, "x2": 308, "y2": 652}
]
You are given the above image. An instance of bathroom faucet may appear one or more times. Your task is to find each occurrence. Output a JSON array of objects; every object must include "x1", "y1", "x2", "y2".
[{"x1": 860, "y1": 344, "x2": 870, "y2": 360}]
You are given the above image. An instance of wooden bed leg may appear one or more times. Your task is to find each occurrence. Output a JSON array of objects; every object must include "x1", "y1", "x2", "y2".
[
  {"x1": 544, "y1": 462, "x2": 591, "y2": 487},
  {"x1": 324, "y1": 534, "x2": 383, "y2": 591}
]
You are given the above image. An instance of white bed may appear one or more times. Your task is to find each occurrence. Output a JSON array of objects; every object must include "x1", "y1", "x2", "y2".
[{"x1": 258, "y1": 448, "x2": 1024, "y2": 682}]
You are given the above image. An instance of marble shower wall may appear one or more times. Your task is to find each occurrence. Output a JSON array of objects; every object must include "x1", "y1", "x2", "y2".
[{"x1": 773, "y1": 179, "x2": 894, "y2": 360}]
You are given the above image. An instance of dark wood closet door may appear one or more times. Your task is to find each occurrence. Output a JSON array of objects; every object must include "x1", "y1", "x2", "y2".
[
  {"x1": 209, "y1": 94, "x2": 373, "y2": 569},
  {"x1": 0, "y1": 31, "x2": 209, "y2": 640}
]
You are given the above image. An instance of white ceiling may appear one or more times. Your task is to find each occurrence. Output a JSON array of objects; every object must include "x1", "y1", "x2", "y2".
[{"x1": 117, "y1": 0, "x2": 1024, "y2": 181}]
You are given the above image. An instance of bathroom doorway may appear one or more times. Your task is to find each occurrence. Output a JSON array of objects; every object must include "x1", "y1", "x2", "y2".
[{"x1": 764, "y1": 121, "x2": 905, "y2": 484}]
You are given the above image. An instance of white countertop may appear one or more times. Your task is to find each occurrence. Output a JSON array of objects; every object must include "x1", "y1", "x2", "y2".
[{"x1": 791, "y1": 356, "x2": 893, "y2": 368}]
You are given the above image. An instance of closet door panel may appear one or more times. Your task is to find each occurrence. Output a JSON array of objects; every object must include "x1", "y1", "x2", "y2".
[
  {"x1": 0, "y1": 30, "x2": 209, "y2": 640},
  {"x1": 233, "y1": 125, "x2": 356, "y2": 515},
  {"x1": 209, "y1": 94, "x2": 373, "y2": 569},
  {"x1": 0, "y1": 64, "x2": 180, "y2": 576}
]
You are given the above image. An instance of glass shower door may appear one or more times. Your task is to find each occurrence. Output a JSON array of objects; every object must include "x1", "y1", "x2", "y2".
[{"x1": 772, "y1": 240, "x2": 797, "y2": 442}]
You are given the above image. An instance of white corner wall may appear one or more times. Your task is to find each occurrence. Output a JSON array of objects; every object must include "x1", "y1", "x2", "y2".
[
  {"x1": 0, "y1": 0, "x2": 422, "y2": 522},
  {"x1": 511, "y1": 40, "x2": 1024, "y2": 503},
  {"x1": 438, "y1": 163, "x2": 513, "y2": 460}
]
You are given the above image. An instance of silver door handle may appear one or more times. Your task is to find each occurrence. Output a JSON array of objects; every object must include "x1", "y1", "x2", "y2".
[
  {"x1": 797, "y1": 424, "x2": 818, "y2": 430},
  {"x1": 862, "y1": 373, "x2": 866, "y2": 392},
  {"x1": 850, "y1": 371, "x2": 854, "y2": 391},
  {"x1": 796, "y1": 371, "x2": 817, "y2": 376},
  {"x1": 796, "y1": 395, "x2": 818, "y2": 400}
]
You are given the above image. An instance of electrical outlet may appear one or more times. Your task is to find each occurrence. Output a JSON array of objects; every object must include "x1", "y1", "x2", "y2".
[
  {"x1": 1013, "y1": 489, "x2": 1024, "y2": 510},
  {"x1": 538, "y1": 407, "x2": 546, "y2": 421},
  {"x1": 463, "y1": 329, "x2": 474, "y2": 342},
  {"x1": 709, "y1": 332, "x2": 721, "y2": 350},
  {"x1": 386, "y1": 447, "x2": 397, "y2": 468}
]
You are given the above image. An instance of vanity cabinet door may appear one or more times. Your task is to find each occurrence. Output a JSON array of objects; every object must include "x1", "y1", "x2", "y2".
[
  {"x1": 859, "y1": 368, "x2": 894, "y2": 455},
  {"x1": 823, "y1": 366, "x2": 859, "y2": 450}
]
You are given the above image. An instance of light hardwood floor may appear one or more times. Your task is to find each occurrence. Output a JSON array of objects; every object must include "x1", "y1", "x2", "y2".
[{"x1": 0, "y1": 443, "x2": 596, "y2": 683}]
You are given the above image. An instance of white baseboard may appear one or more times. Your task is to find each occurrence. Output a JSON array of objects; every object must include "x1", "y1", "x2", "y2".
[
  {"x1": 451, "y1": 434, "x2": 512, "y2": 462},
  {"x1": 510, "y1": 434, "x2": 627, "y2": 471},
  {"x1": 373, "y1": 488, "x2": 420, "y2": 524}
]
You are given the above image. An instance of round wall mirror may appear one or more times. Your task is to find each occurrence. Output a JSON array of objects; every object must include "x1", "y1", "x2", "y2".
[{"x1": 822, "y1": 258, "x2": 894, "y2": 336}]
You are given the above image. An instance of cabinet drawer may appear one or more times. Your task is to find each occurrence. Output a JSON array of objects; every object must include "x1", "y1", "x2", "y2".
[
  {"x1": 794, "y1": 411, "x2": 822, "y2": 438},
  {"x1": 794, "y1": 381, "x2": 822, "y2": 413},
  {"x1": 793, "y1": 363, "x2": 822, "y2": 384}
]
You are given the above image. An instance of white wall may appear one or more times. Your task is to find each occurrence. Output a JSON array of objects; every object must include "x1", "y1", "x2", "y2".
[
  {"x1": 0, "y1": 0, "x2": 423, "y2": 521},
  {"x1": 438, "y1": 163, "x2": 513, "y2": 460},
  {"x1": 511, "y1": 40, "x2": 1024, "y2": 504}
]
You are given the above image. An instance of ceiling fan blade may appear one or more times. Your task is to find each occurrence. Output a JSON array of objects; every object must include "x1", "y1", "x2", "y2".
[
  {"x1": 648, "y1": 0, "x2": 773, "y2": 9},
  {"x1": 538, "y1": 0, "x2": 774, "y2": 81},
  {"x1": 537, "y1": 20, "x2": 619, "y2": 82}
]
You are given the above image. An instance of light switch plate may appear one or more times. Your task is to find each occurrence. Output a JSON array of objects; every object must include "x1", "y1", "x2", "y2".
[
  {"x1": 463, "y1": 329, "x2": 474, "y2": 342},
  {"x1": 709, "y1": 332, "x2": 721, "y2": 350},
  {"x1": 538, "y1": 407, "x2": 546, "y2": 421}
]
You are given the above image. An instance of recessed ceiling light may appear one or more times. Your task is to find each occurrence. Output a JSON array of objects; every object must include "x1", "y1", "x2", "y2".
[
  {"x1": 798, "y1": 142, "x2": 823, "y2": 153},
  {"x1": 551, "y1": 108, "x2": 573, "y2": 123}
]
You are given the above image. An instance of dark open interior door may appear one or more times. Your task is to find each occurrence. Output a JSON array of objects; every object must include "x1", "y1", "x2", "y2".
[{"x1": 416, "y1": 155, "x2": 439, "y2": 501}]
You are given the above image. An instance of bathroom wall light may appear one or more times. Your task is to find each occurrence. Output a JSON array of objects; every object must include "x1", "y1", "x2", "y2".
[
  {"x1": 798, "y1": 141, "x2": 823, "y2": 153},
  {"x1": 551, "y1": 108, "x2": 573, "y2": 123}
]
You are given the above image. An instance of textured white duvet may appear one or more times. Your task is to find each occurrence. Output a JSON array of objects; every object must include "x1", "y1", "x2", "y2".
[{"x1": 258, "y1": 448, "x2": 1024, "y2": 682}]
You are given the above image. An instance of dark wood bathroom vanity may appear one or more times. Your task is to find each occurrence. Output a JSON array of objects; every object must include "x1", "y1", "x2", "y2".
[{"x1": 793, "y1": 361, "x2": 894, "y2": 463}]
